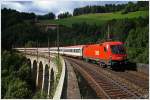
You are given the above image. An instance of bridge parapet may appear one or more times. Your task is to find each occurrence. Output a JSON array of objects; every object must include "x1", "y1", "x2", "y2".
[{"x1": 53, "y1": 56, "x2": 66, "y2": 99}]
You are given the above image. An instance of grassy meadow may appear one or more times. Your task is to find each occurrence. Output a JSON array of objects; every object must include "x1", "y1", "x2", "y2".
[{"x1": 39, "y1": 11, "x2": 148, "y2": 27}]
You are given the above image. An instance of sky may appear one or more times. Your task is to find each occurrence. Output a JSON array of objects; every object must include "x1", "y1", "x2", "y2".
[{"x1": 1, "y1": 0, "x2": 131, "y2": 16}]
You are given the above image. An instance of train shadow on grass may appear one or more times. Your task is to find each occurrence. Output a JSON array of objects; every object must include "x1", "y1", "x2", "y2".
[{"x1": 111, "y1": 62, "x2": 137, "y2": 72}]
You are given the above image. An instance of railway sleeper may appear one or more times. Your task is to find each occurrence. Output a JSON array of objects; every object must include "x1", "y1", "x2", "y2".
[
  {"x1": 100, "y1": 84, "x2": 118, "y2": 88},
  {"x1": 104, "y1": 88, "x2": 122, "y2": 92},
  {"x1": 110, "y1": 95, "x2": 131, "y2": 99},
  {"x1": 108, "y1": 91, "x2": 128, "y2": 95},
  {"x1": 108, "y1": 92, "x2": 132, "y2": 98},
  {"x1": 96, "y1": 81, "x2": 109, "y2": 85}
]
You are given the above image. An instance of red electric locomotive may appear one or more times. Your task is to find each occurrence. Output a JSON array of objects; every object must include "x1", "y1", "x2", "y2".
[{"x1": 83, "y1": 41, "x2": 128, "y2": 67}]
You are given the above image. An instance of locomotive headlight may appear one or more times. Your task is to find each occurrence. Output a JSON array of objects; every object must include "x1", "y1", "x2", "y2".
[{"x1": 124, "y1": 56, "x2": 127, "y2": 60}]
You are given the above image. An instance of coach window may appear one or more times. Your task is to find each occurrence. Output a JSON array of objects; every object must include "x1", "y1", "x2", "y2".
[
  {"x1": 75, "y1": 49, "x2": 78, "y2": 53},
  {"x1": 78, "y1": 49, "x2": 80, "y2": 53},
  {"x1": 75, "y1": 49, "x2": 77, "y2": 52},
  {"x1": 76, "y1": 49, "x2": 80, "y2": 53}
]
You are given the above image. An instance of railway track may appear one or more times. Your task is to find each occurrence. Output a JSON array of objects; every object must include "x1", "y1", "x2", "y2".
[
  {"x1": 105, "y1": 69, "x2": 149, "y2": 90},
  {"x1": 65, "y1": 57, "x2": 149, "y2": 99},
  {"x1": 94, "y1": 65, "x2": 149, "y2": 97},
  {"x1": 100, "y1": 70, "x2": 149, "y2": 98}
]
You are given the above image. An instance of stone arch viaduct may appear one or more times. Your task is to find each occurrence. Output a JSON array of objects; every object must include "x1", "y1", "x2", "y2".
[
  {"x1": 26, "y1": 54, "x2": 58, "y2": 97},
  {"x1": 15, "y1": 48, "x2": 66, "y2": 99}
]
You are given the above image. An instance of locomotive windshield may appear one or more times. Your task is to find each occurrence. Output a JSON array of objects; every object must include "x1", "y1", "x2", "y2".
[{"x1": 110, "y1": 45, "x2": 126, "y2": 54}]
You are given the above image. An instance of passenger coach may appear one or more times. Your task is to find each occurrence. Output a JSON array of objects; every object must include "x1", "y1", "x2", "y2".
[{"x1": 50, "y1": 45, "x2": 84, "y2": 58}]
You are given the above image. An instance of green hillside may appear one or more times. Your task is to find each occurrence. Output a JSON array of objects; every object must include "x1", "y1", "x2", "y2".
[{"x1": 39, "y1": 11, "x2": 148, "y2": 27}]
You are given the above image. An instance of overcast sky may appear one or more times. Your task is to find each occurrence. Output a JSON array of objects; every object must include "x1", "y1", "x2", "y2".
[{"x1": 1, "y1": 0, "x2": 131, "y2": 16}]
